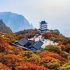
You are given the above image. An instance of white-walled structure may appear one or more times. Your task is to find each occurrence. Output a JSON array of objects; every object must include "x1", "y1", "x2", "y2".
[
  {"x1": 40, "y1": 21, "x2": 48, "y2": 33},
  {"x1": 29, "y1": 35, "x2": 58, "y2": 48},
  {"x1": 41, "y1": 39, "x2": 58, "y2": 48}
]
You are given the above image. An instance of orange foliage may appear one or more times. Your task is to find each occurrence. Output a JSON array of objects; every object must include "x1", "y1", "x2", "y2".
[
  {"x1": 40, "y1": 51, "x2": 65, "y2": 61},
  {"x1": 3, "y1": 54, "x2": 23, "y2": 66},
  {"x1": 15, "y1": 62, "x2": 48, "y2": 70},
  {"x1": 0, "y1": 32, "x2": 69, "y2": 70},
  {"x1": 0, "y1": 36, "x2": 23, "y2": 54},
  {"x1": 0, "y1": 38, "x2": 9, "y2": 52},
  {"x1": 42, "y1": 56, "x2": 56, "y2": 63},
  {"x1": 42, "y1": 32, "x2": 53, "y2": 39},
  {"x1": 0, "y1": 63, "x2": 11, "y2": 70}
]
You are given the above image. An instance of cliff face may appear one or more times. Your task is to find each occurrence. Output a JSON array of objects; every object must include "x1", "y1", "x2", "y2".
[{"x1": 0, "y1": 20, "x2": 12, "y2": 33}]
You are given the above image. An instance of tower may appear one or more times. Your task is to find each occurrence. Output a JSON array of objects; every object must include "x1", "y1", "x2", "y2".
[{"x1": 40, "y1": 21, "x2": 47, "y2": 33}]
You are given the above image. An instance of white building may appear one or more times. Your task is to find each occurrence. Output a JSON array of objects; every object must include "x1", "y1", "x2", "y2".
[
  {"x1": 29, "y1": 35, "x2": 58, "y2": 48},
  {"x1": 41, "y1": 39, "x2": 58, "y2": 48}
]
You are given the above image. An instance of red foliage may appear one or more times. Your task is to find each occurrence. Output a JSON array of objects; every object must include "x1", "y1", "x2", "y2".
[
  {"x1": 0, "y1": 38, "x2": 9, "y2": 52},
  {"x1": 42, "y1": 32, "x2": 53, "y2": 39},
  {"x1": 15, "y1": 62, "x2": 48, "y2": 70},
  {"x1": 0, "y1": 63, "x2": 11, "y2": 70},
  {"x1": 40, "y1": 51, "x2": 65, "y2": 61},
  {"x1": 0, "y1": 37, "x2": 23, "y2": 54},
  {"x1": 3, "y1": 54, "x2": 23, "y2": 66}
]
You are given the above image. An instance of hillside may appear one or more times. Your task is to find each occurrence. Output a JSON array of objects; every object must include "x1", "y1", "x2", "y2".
[
  {"x1": 15, "y1": 29, "x2": 40, "y2": 39},
  {"x1": 0, "y1": 31, "x2": 70, "y2": 70},
  {"x1": 0, "y1": 20, "x2": 12, "y2": 33}
]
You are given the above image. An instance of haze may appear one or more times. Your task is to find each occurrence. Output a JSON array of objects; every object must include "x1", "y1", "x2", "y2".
[{"x1": 0, "y1": 0, "x2": 70, "y2": 37}]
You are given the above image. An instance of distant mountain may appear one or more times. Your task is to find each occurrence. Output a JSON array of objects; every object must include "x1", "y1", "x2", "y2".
[
  {"x1": 0, "y1": 12, "x2": 33, "y2": 32},
  {"x1": 0, "y1": 20, "x2": 12, "y2": 33}
]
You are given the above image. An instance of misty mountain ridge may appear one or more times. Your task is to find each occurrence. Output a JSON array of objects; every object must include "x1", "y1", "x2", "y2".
[{"x1": 0, "y1": 12, "x2": 33, "y2": 32}]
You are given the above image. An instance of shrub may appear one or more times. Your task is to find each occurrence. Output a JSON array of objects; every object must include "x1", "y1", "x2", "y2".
[
  {"x1": 44, "y1": 45, "x2": 61, "y2": 53},
  {"x1": 15, "y1": 62, "x2": 48, "y2": 70},
  {"x1": 40, "y1": 51, "x2": 65, "y2": 61},
  {"x1": 41, "y1": 56, "x2": 61, "y2": 69},
  {"x1": 60, "y1": 44, "x2": 70, "y2": 53},
  {"x1": 59, "y1": 60, "x2": 70, "y2": 70},
  {"x1": 0, "y1": 63, "x2": 11, "y2": 70}
]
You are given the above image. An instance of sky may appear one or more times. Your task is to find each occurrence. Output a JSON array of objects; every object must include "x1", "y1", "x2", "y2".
[{"x1": 0, "y1": 0, "x2": 70, "y2": 37}]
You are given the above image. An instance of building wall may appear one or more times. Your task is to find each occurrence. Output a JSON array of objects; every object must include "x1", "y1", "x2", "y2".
[{"x1": 40, "y1": 21, "x2": 47, "y2": 33}]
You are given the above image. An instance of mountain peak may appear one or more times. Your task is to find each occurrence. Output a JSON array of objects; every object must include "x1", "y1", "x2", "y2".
[{"x1": 0, "y1": 12, "x2": 33, "y2": 32}]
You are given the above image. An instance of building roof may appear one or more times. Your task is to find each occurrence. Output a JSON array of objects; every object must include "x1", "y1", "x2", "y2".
[
  {"x1": 12, "y1": 38, "x2": 43, "y2": 51},
  {"x1": 18, "y1": 38, "x2": 28, "y2": 46},
  {"x1": 40, "y1": 21, "x2": 47, "y2": 24},
  {"x1": 32, "y1": 41, "x2": 43, "y2": 50}
]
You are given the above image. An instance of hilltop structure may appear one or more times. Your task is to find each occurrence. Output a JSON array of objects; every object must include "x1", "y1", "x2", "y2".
[{"x1": 40, "y1": 21, "x2": 48, "y2": 33}]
